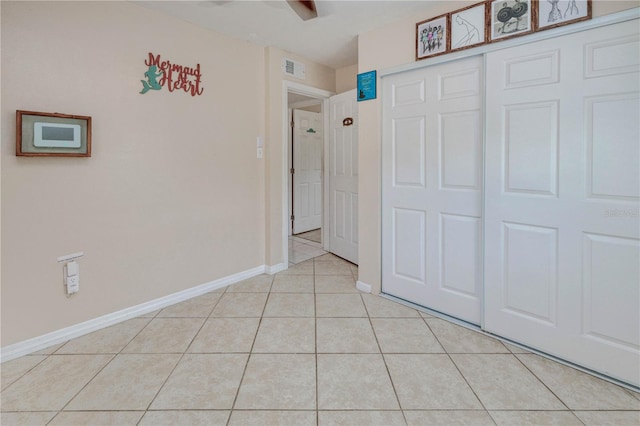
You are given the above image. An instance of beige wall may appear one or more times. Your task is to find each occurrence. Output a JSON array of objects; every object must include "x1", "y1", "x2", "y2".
[
  {"x1": 1, "y1": 1, "x2": 267, "y2": 345},
  {"x1": 336, "y1": 64, "x2": 358, "y2": 94},
  {"x1": 357, "y1": 1, "x2": 639, "y2": 294},
  {"x1": 4, "y1": 0, "x2": 632, "y2": 348},
  {"x1": 264, "y1": 47, "x2": 335, "y2": 266}
]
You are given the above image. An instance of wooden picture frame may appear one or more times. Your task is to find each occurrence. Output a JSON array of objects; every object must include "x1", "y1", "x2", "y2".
[
  {"x1": 416, "y1": 13, "x2": 449, "y2": 61},
  {"x1": 16, "y1": 110, "x2": 92, "y2": 157},
  {"x1": 535, "y1": 0, "x2": 591, "y2": 31},
  {"x1": 488, "y1": 0, "x2": 533, "y2": 42},
  {"x1": 450, "y1": 2, "x2": 488, "y2": 52}
]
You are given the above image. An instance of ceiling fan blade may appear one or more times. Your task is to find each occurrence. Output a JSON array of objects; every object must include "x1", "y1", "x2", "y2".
[{"x1": 286, "y1": 0, "x2": 317, "y2": 21}]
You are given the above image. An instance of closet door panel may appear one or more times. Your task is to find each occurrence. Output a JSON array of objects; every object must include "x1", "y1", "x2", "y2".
[
  {"x1": 484, "y1": 19, "x2": 640, "y2": 387},
  {"x1": 382, "y1": 56, "x2": 483, "y2": 325}
]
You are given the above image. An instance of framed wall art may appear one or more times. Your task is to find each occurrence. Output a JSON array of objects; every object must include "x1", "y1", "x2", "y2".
[
  {"x1": 416, "y1": 14, "x2": 448, "y2": 60},
  {"x1": 16, "y1": 110, "x2": 92, "y2": 157},
  {"x1": 489, "y1": 0, "x2": 533, "y2": 42},
  {"x1": 536, "y1": 0, "x2": 592, "y2": 31},
  {"x1": 450, "y1": 2, "x2": 487, "y2": 52}
]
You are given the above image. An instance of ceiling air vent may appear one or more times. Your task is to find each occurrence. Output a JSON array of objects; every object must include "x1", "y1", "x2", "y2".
[{"x1": 283, "y1": 58, "x2": 306, "y2": 80}]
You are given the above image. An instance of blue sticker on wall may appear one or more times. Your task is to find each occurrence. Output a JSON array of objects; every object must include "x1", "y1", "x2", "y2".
[{"x1": 357, "y1": 70, "x2": 377, "y2": 102}]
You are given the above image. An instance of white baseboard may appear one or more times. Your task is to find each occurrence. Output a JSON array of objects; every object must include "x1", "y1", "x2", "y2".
[
  {"x1": 356, "y1": 280, "x2": 372, "y2": 293},
  {"x1": 266, "y1": 262, "x2": 287, "y2": 275},
  {"x1": 1, "y1": 265, "x2": 268, "y2": 363}
]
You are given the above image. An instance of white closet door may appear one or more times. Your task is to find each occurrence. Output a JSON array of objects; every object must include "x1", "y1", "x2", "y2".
[
  {"x1": 484, "y1": 20, "x2": 640, "y2": 386},
  {"x1": 382, "y1": 56, "x2": 483, "y2": 324}
]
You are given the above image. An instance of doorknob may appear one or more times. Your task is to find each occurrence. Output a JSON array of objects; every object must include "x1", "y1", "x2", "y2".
[{"x1": 343, "y1": 117, "x2": 353, "y2": 126}]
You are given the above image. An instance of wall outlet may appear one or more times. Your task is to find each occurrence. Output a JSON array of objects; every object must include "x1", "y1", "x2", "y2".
[
  {"x1": 65, "y1": 261, "x2": 80, "y2": 295},
  {"x1": 66, "y1": 275, "x2": 79, "y2": 295}
]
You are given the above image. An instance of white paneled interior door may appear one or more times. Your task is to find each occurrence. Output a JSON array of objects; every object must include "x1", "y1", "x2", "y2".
[
  {"x1": 382, "y1": 56, "x2": 484, "y2": 325},
  {"x1": 293, "y1": 109, "x2": 323, "y2": 234},
  {"x1": 329, "y1": 90, "x2": 358, "y2": 264},
  {"x1": 483, "y1": 20, "x2": 640, "y2": 386}
]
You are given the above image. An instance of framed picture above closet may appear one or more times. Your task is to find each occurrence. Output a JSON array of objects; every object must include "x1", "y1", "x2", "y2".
[
  {"x1": 450, "y1": 2, "x2": 488, "y2": 52},
  {"x1": 416, "y1": 13, "x2": 449, "y2": 60},
  {"x1": 536, "y1": 0, "x2": 592, "y2": 31},
  {"x1": 489, "y1": 0, "x2": 533, "y2": 42}
]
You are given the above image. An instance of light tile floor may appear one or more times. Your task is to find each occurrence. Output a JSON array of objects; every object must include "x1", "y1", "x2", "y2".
[
  {"x1": 2, "y1": 254, "x2": 640, "y2": 426},
  {"x1": 295, "y1": 229, "x2": 322, "y2": 244},
  {"x1": 289, "y1": 236, "x2": 327, "y2": 265}
]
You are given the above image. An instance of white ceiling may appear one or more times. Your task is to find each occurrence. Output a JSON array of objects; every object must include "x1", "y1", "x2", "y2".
[{"x1": 134, "y1": 0, "x2": 446, "y2": 69}]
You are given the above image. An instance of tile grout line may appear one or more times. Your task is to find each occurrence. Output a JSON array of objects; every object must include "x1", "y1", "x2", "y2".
[
  {"x1": 362, "y1": 292, "x2": 409, "y2": 426},
  {"x1": 137, "y1": 286, "x2": 227, "y2": 424},
  {"x1": 1, "y1": 354, "x2": 50, "y2": 394},
  {"x1": 140, "y1": 322, "x2": 207, "y2": 414},
  {"x1": 511, "y1": 352, "x2": 578, "y2": 416},
  {"x1": 421, "y1": 317, "x2": 497, "y2": 425},
  {"x1": 314, "y1": 256, "x2": 319, "y2": 426},
  {"x1": 47, "y1": 353, "x2": 118, "y2": 425},
  {"x1": 44, "y1": 312, "x2": 160, "y2": 424},
  {"x1": 226, "y1": 274, "x2": 274, "y2": 425},
  {"x1": 51, "y1": 315, "x2": 161, "y2": 421}
]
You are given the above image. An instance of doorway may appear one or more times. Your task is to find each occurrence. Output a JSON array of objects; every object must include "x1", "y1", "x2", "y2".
[
  {"x1": 283, "y1": 82, "x2": 359, "y2": 268},
  {"x1": 284, "y1": 82, "x2": 331, "y2": 265},
  {"x1": 289, "y1": 97, "x2": 326, "y2": 264},
  {"x1": 291, "y1": 108, "x2": 322, "y2": 238}
]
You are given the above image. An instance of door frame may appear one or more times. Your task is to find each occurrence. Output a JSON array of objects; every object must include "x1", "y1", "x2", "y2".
[{"x1": 282, "y1": 81, "x2": 333, "y2": 267}]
